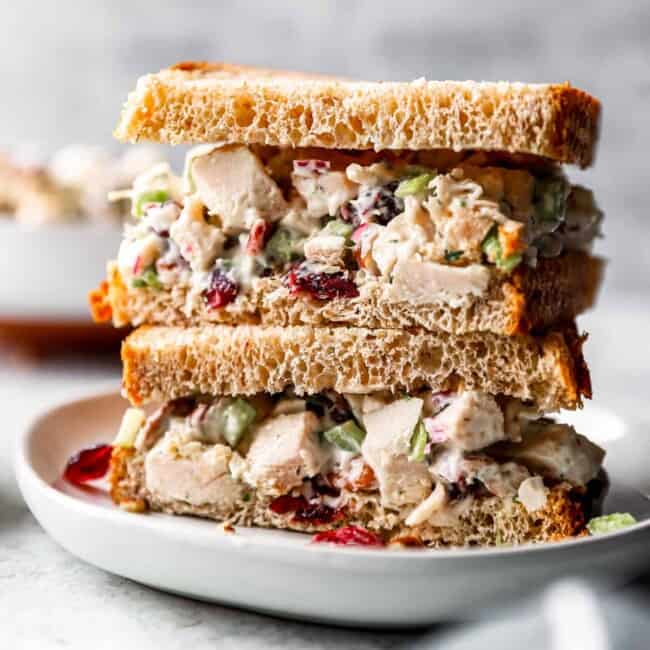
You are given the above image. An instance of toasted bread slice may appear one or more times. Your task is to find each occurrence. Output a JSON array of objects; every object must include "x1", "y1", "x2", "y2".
[
  {"x1": 91, "y1": 252, "x2": 603, "y2": 336},
  {"x1": 121, "y1": 323, "x2": 590, "y2": 411},
  {"x1": 110, "y1": 445, "x2": 595, "y2": 547},
  {"x1": 114, "y1": 62, "x2": 600, "y2": 167}
]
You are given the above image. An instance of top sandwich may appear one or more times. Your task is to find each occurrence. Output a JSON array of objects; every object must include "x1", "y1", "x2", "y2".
[
  {"x1": 115, "y1": 62, "x2": 600, "y2": 167},
  {"x1": 91, "y1": 63, "x2": 603, "y2": 335}
]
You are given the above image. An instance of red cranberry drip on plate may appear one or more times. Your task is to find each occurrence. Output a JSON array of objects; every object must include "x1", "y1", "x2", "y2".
[
  {"x1": 246, "y1": 219, "x2": 274, "y2": 255},
  {"x1": 204, "y1": 269, "x2": 238, "y2": 309},
  {"x1": 312, "y1": 526, "x2": 385, "y2": 547},
  {"x1": 64, "y1": 444, "x2": 113, "y2": 485},
  {"x1": 287, "y1": 264, "x2": 359, "y2": 301}
]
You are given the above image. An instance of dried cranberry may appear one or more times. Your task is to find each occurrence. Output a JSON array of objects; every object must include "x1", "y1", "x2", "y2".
[
  {"x1": 287, "y1": 264, "x2": 358, "y2": 301},
  {"x1": 269, "y1": 494, "x2": 343, "y2": 526},
  {"x1": 246, "y1": 219, "x2": 274, "y2": 255},
  {"x1": 340, "y1": 182, "x2": 403, "y2": 226},
  {"x1": 294, "y1": 503, "x2": 343, "y2": 526},
  {"x1": 204, "y1": 269, "x2": 238, "y2": 309},
  {"x1": 269, "y1": 495, "x2": 308, "y2": 515},
  {"x1": 312, "y1": 526, "x2": 385, "y2": 547},
  {"x1": 64, "y1": 444, "x2": 113, "y2": 485}
]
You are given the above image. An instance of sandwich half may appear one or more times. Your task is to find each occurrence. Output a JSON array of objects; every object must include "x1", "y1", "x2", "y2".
[
  {"x1": 90, "y1": 63, "x2": 603, "y2": 336},
  {"x1": 110, "y1": 324, "x2": 604, "y2": 547}
]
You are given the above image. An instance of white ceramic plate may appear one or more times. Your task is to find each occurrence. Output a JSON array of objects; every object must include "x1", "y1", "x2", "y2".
[
  {"x1": 0, "y1": 221, "x2": 122, "y2": 320},
  {"x1": 15, "y1": 391, "x2": 650, "y2": 627}
]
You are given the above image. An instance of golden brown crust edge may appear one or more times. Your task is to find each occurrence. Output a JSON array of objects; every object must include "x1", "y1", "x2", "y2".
[
  {"x1": 114, "y1": 61, "x2": 600, "y2": 167},
  {"x1": 119, "y1": 323, "x2": 589, "y2": 411},
  {"x1": 89, "y1": 253, "x2": 604, "y2": 337}
]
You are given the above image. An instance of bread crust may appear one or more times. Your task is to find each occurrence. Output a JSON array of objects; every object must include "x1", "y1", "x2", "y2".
[
  {"x1": 114, "y1": 61, "x2": 600, "y2": 167},
  {"x1": 90, "y1": 253, "x2": 603, "y2": 337},
  {"x1": 120, "y1": 323, "x2": 588, "y2": 411},
  {"x1": 109, "y1": 444, "x2": 590, "y2": 547}
]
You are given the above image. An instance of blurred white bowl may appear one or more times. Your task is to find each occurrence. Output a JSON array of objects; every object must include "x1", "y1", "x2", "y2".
[{"x1": 0, "y1": 220, "x2": 122, "y2": 321}]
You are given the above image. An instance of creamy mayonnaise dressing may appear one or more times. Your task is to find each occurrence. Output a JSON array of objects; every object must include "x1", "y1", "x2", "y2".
[
  {"x1": 123, "y1": 389, "x2": 603, "y2": 523},
  {"x1": 114, "y1": 145, "x2": 602, "y2": 312}
]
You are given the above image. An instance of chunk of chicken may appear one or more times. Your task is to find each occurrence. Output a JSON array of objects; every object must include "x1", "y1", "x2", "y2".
[
  {"x1": 169, "y1": 195, "x2": 226, "y2": 272},
  {"x1": 292, "y1": 169, "x2": 358, "y2": 218},
  {"x1": 191, "y1": 145, "x2": 288, "y2": 234},
  {"x1": 423, "y1": 391, "x2": 506, "y2": 451},
  {"x1": 117, "y1": 232, "x2": 164, "y2": 278},
  {"x1": 430, "y1": 447, "x2": 530, "y2": 498},
  {"x1": 370, "y1": 197, "x2": 432, "y2": 277},
  {"x1": 388, "y1": 260, "x2": 490, "y2": 304},
  {"x1": 361, "y1": 397, "x2": 431, "y2": 507},
  {"x1": 303, "y1": 234, "x2": 347, "y2": 266},
  {"x1": 244, "y1": 411, "x2": 327, "y2": 495},
  {"x1": 145, "y1": 438, "x2": 244, "y2": 508},
  {"x1": 492, "y1": 422, "x2": 605, "y2": 486}
]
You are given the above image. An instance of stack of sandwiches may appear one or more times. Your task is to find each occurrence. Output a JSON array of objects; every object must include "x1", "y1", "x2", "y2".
[{"x1": 90, "y1": 62, "x2": 606, "y2": 547}]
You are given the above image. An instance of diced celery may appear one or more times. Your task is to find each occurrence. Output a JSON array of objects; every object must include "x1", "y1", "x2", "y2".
[
  {"x1": 323, "y1": 219, "x2": 354, "y2": 239},
  {"x1": 534, "y1": 178, "x2": 567, "y2": 224},
  {"x1": 395, "y1": 173, "x2": 436, "y2": 198},
  {"x1": 222, "y1": 398, "x2": 257, "y2": 448},
  {"x1": 409, "y1": 420, "x2": 428, "y2": 462},
  {"x1": 481, "y1": 225, "x2": 501, "y2": 260},
  {"x1": 323, "y1": 420, "x2": 366, "y2": 453},
  {"x1": 587, "y1": 512, "x2": 637, "y2": 535},
  {"x1": 481, "y1": 225, "x2": 522, "y2": 272},
  {"x1": 265, "y1": 228, "x2": 304, "y2": 265},
  {"x1": 134, "y1": 190, "x2": 170, "y2": 217},
  {"x1": 132, "y1": 266, "x2": 162, "y2": 290},
  {"x1": 496, "y1": 253, "x2": 523, "y2": 273}
]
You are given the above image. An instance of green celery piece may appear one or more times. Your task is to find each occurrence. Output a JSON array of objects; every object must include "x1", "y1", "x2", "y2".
[
  {"x1": 481, "y1": 225, "x2": 501, "y2": 260},
  {"x1": 587, "y1": 512, "x2": 637, "y2": 535},
  {"x1": 265, "y1": 228, "x2": 303, "y2": 265},
  {"x1": 132, "y1": 266, "x2": 162, "y2": 290},
  {"x1": 496, "y1": 253, "x2": 523, "y2": 273},
  {"x1": 409, "y1": 420, "x2": 428, "y2": 462},
  {"x1": 534, "y1": 178, "x2": 567, "y2": 224},
  {"x1": 395, "y1": 173, "x2": 436, "y2": 198},
  {"x1": 323, "y1": 420, "x2": 366, "y2": 453},
  {"x1": 141, "y1": 268, "x2": 162, "y2": 290},
  {"x1": 135, "y1": 190, "x2": 170, "y2": 217},
  {"x1": 222, "y1": 398, "x2": 257, "y2": 448},
  {"x1": 404, "y1": 165, "x2": 436, "y2": 177},
  {"x1": 481, "y1": 225, "x2": 522, "y2": 272},
  {"x1": 323, "y1": 219, "x2": 354, "y2": 239}
]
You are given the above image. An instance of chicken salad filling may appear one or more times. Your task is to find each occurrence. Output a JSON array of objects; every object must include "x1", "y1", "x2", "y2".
[
  {"x1": 114, "y1": 388, "x2": 605, "y2": 526},
  {"x1": 113, "y1": 145, "x2": 602, "y2": 312}
]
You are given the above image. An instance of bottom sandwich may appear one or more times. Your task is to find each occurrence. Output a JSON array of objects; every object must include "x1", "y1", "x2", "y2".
[{"x1": 107, "y1": 388, "x2": 605, "y2": 548}]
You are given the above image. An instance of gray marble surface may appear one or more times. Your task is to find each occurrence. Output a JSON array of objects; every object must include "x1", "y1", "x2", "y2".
[{"x1": 1, "y1": 291, "x2": 649, "y2": 648}]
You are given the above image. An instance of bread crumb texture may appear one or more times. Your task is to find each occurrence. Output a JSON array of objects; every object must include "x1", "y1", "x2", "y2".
[{"x1": 115, "y1": 62, "x2": 600, "y2": 167}]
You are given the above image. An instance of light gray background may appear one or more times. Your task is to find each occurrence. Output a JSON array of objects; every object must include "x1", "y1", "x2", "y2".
[{"x1": 1, "y1": 0, "x2": 648, "y2": 292}]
